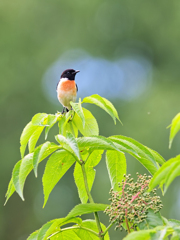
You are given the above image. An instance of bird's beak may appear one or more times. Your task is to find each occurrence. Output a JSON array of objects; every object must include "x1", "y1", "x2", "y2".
[{"x1": 75, "y1": 70, "x2": 80, "y2": 74}]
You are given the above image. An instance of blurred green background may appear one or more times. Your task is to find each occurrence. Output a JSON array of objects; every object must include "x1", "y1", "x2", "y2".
[{"x1": 1, "y1": 0, "x2": 180, "y2": 239}]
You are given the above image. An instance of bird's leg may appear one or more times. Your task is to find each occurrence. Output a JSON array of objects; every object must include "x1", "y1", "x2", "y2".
[{"x1": 61, "y1": 107, "x2": 66, "y2": 114}]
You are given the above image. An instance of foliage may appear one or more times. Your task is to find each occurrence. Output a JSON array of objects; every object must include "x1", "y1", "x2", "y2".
[{"x1": 5, "y1": 95, "x2": 180, "y2": 239}]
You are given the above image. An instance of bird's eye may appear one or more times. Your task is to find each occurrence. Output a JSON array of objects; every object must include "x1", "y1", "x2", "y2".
[{"x1": 67, "y1": 71, "x2": 70, "y2": 74}]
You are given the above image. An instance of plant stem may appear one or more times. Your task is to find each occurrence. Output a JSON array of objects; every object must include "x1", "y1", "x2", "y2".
[
  {"x1": 101, "y1": 221, "x2": 115, "y2": 236},
  {"x1": 81, "y1": 163, "x2": 104, "y2": 240},
  {"x1": 125, "y1": 216, "x2": 130, "y2": 233}
]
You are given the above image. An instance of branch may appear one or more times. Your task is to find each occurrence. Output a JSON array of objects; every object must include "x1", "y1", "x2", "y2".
[
  {"x1": 81, "y1": 162, "x2": 104, "y2": 240},
  {"x1": 101, "y1": 221, "x2": 115, "y2": 236}
]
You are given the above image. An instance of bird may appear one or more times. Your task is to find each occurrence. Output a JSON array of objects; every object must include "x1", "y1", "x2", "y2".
[{"x1": 56, "y1": 69, "x2": 80, "y2": 113}]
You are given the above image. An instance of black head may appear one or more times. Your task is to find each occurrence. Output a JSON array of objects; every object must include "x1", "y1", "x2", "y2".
[{"x1": 60, "y1": 69, "x2": 80, "y2": 80}]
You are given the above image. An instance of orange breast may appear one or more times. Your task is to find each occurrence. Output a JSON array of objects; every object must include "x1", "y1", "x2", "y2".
[{"x1": 60, "y1": 80, "x2": 76, "y2": 92}]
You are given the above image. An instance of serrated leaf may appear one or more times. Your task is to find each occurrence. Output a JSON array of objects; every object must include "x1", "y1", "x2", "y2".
[
  {"x1": 58, "y1": 115, "x2": 66, "y2": 135},
  {"x1": 20, "y1": 122, "x2": 39, "y2": 158},
  {"x1": 50, "y1": 220, "x2": 110, "y2": 240},
  {"x1": 12, "y1": 160, "x2": 24, "y2": 200},
  {"x1": 33, "y1": 142, "x2": 60, "y2": 177},
  {"x1": 65, "y1": 121, "x2": 78, "y2": 138},
  {"x1": 123, "y1": 229, "x2": 155, "y2": 240},
  {"x1": 168, "y1": 219, "x2": 180, "y2": 226},
  {"x1": 31, "y1": 113, "x2": 48, "y2": 126},
  {"x1": 82, "y1": 94, "x2": 121, "y2": 124},
  {"x1": 55, "y1": 132, "x2": 80, "y2": 161},
  {"x1": 37, "y1": 220, "x2": 56, "y2": 240},
  {"x1": 66, "y1": 203, "x2": 109, "y2": 220},
  {"x1": 9, "y1": 143, "x2": 59, "y2": 201},
  {"x1": 71, "y1": 99, "x2": 85, "y2": 128},
  {"x1": 109, "y1": 135, "x2": 161, "y2": 175},
  {"x1": 27, "y1": 230, "x2": 40, "y2": 240},
  {"x1": 44, "y1": 218, "x2": 82, "y2": 240},
  {"x1": 52, "y1": 230, "x2": 81, "y2": 240},
  {"x1": 145, "y1": 210, "x2": 164, "y2": 229},
  {"x1": 73, "y1": 108, "x2": 99, "y2": 136},
  {"x1": 4, "y1": 177, "x2": 16, "y2": 205},
  {"x1": 74, "y1": 220, "x2": 110, "y2": 240},
  {"x1": 43, "y1": 150, "x2": 75, "y2": 207},
  {"x1": 28, "y1": 126, "x2": 44, "y2": 153},
  {"x1": 106, "y1": 150, "x2": 126, "y2": 191},
  {"x1": 164, "y1": 161, "x2": 180, "y2": 192},
  {"x1": 124, "y1": 225, "x2": 173, "y2": 240},
  {"x1": 74, "y1": 150, "x2": 103, "y2": 203},
  {"x1": 146, "y1": 147, "x2": 165, "y2": 165},
  {"x1": 12, "y1": 154, "x2": 33, "y2": 200},
  {"x1": 149, "y1": 156, "x2": 180, "y2": 191},
  {"x1": 169, "y1": 113, "x2": 180, "y2": 148},
  {"x1": 45, "y1": 114, "x2": 59, "y2": 139},
  {"x1": 58, "y1": 113, "x2": 78, "y2": 138},
  {"x1": 77, "y1": 136, "x2": 120, "y2": 152}
]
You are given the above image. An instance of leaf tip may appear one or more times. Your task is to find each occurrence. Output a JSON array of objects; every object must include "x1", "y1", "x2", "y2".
[
  {"x1": 34, "y1": 169, "x2": 38, "y2": 178},
  {"x1": 169, "y1": 140, "x2": 172, "y2": 149},
  {"x1": 4, "y1": 199, "x2": 8, "y2": 206}
]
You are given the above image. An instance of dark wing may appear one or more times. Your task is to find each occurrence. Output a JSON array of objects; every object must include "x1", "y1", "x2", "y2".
[{"x1": 76, "y1": 83, "x2": 78, "y2": 92}]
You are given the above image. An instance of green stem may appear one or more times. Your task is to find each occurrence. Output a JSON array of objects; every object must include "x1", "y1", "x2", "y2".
[
  {"x1": 81, "y1": 163, "x2": 104, "y2": 240},
  {"x1": 48, "y1": 225, "x2": 99, "y2": 239},
  {"x1": 101, "y1": 221, "x2": 115, "y2": 236}
]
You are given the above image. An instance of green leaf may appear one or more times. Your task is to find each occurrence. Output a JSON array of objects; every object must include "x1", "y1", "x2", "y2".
[
  {"x1": 82, "y1": 94, "x2": 121, "y2": 124},
  {"x1": 58, "y1": 111, "x2": 78, "y2": 137},
  {"x1": 28, "y1": 126, "x2": 44, "y2": 153},
  {"x1": 123, "y1": 229, "x2": 155, "y2": 240},
  {"x1": 149, "y1": 156, "x2": 180, "y2": 191},
  {"x1": 169, "y1": 113, "x2": 180, "y2": 148},
  {"x1": 77, "y1": 136, "x2": 120, "y2": 152},
  {"x1": 43, "y1": 150, "x2": 75, "y2": 207},
  {"x1": 66, "y1": 203, "x2": 109, "y2": 220},
  {"x1": 168, "y1": 219, "x2": 180, "y2": 227},
  {"x1": 145, "y1": 210, "x2": 164, "y2": 229},
  {"x1": 58, "y1": 115, "x2": 66, "y2": 135},
  {"x1": 37, "y1": 220, "x2": 56, "y2": 240},
  {"x1": 58, "y1": 114, "x2": 79, "y2": 138},
  {"x1": 52, "y1": 230, "x2": 81, "y2": 240},
  {"x1": 73, "y1": 108, "x2": 99, "y2": 136},
  {"x1": 65, "y1": 120, "x2": 78, "y2": 138},
  {"x1": 20, "y1": 122, "x2": 39, "y2": 158},
  {"x1": 74, "y1": 150, "x2": 103, "y2": 203},
  {"x1": 12, "y1": 154, "x2": 33, "y2": 200},
  {"x1": 164, "y1": 161, "x2": 180, "y2": 192},
  {"x1": 45, "y1": 114, "x2": 59, "y2": 139},
  {"x1": 55, "y1": 132, "x2": 81, "y2": 161},
  {"x1": 4, "y1": 177, "x2": 16, "y2": 205},
  {"x1": 124, "y1": 226, "x2": 173, "y2": 240},
  {"x1": 31, "y1": 113, "x2": 48, "y2": 126},
  {"x1": 146, "y1": 147, "x2": 165, "y2": 165},
  {"x1": 27, "y1": 230, "x2": 40, "y2": 240},
  {"x1": 74, "y1": 220, "x2": 110, "y2": 240},
  {"x1": 43, "y1": 218, "x2": 82, "y2": 240},
  {"x1": 109, "y1": 135, "x2": 161, "y2": 175},
  {"x1": 106, "y1": 151, "x2": 126, "y2": 191},
  {"x1": 71, "y1": 98, "x2": 85, "y2": 127},
  {"x1": 33, "y1": 142, "x2": 60, "y2": 177},
  {"x1": 9, "y1": 143, "x2": 59, "y2": 201}
]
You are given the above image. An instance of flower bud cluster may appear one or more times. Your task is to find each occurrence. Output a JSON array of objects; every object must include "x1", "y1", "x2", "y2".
[{"x1": 104, "y1": 173, "x2": 163, "y2": 231}]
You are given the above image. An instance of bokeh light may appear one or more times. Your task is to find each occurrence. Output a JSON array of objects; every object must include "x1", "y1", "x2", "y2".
[{"x1": 43, "y1": 49, "x2": 152, "y2": 103}]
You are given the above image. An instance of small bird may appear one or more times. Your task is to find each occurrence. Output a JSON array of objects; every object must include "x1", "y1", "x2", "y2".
[{"x1": 57, "y1": 69, "x2": 80, "y2": 113}]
